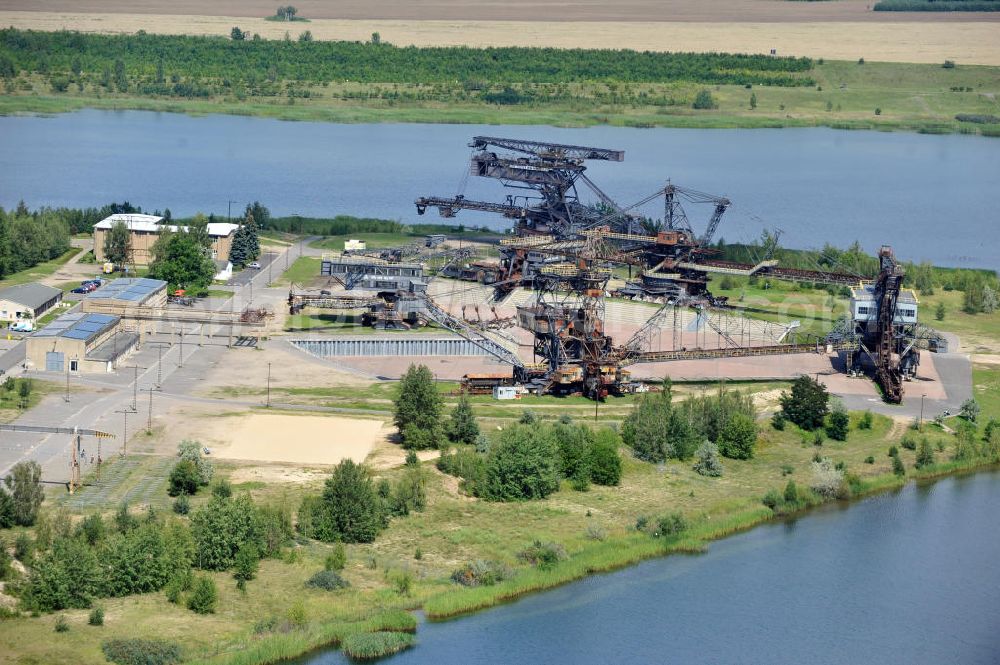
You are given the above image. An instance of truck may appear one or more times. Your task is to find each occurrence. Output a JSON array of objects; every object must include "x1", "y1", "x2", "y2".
[{"x1": 10, "y1": 320, "x2": 34, "y2": 333}]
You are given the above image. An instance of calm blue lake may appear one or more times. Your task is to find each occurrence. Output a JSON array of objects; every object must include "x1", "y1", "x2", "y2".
[{"x1": 0, "y1": 110, "x2": 998, "y2": 270}]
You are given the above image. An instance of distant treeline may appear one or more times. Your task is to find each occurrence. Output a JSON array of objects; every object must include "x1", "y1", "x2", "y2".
[
  {"x1": 0, "y1": 29, "x2": 816, "y2": 90},
  {"x1": 874, "y1": 0, "x2": 999, "y2": 10},
  {"x1": 0, "y1": 203, "x2": 72, "y2": 279},
  {"x1": 715, "y1": 238, "x2": 999, "y2": 294},
  {"x1": 263, "y1": 215, "x2": 494, "y2": 237}
]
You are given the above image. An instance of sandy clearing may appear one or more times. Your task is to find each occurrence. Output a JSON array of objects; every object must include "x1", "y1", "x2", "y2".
[
  {"x1": 973, "y1": 354, "x2": 1000, "y2": 365},
  {"x1": 3, "y1": 12, "x2": 999, "y2": 64},
  {"x1": 205, "y1": 413, "x2": 388, "y2": 465},
  {"x1": 8, "y1": 0, "x2": 1000, "y2": 22}
]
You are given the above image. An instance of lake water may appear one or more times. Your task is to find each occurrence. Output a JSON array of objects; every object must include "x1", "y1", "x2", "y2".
[
  {"x1": 300, "y1": 471, "x2": 1000, "y2": 665},
  {"x1": 0, "y1": 110, "x2": 998, "y2": 270}
]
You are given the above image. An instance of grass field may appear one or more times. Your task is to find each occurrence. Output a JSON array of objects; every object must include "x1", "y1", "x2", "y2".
[
  {"x1": 0, "y1": 248, "x2": 82, "y2": 291},
  {"x1": 2, "y1": 56, "x2": 998, "y2": 135}
]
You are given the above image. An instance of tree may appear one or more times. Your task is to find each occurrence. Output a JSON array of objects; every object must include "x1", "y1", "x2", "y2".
[
  {"x1": 621, "y1": 383, "x2": 699, "y2": 462},
  {"x1": 915, "y1": 438, "x2": 936, "y2": 469},
  {"x1": 393, "y1": 364, "x2": 444, "y2": 449},
  {"x1": 307, "y1": 459, "x2": 387, "y2": 543},
  {"x1": 692, "y1": 89, "x2": 717, "y2": 109},
  {"x1": 783, "y1": 480, "x2": 799, "y2": 504},
  {"x1": 187, "y1": 576, "x2": 217, "y2": 613},
  {"x1": 935, "y1": 302, "x2": 946, "y2": 321},
  {"x1": 588, "y1": 428, "x2": 623, "y2": 486},
  {"x1": 113, "y1": 58, "x2": 127, "y2": 91},
  {"x1": 148, "y1": 232, "x2": 216, "y2": 291},
  {"x1": 191, "y1": 494, "x2": 264, "y2": 570},
  {"x1": 298, "y1": 30, "x2": 313, "y2": 42},
  {"x1": 371, "y1": 32, "x2": 381, "y2": 45},
  {"x1": 229, "y1": 208, "x2": 260, "y2": 268},
  {"x1": 0, "y1": 485, "x2": 14, "y2": 528},
  {"x1": 168, "y1": 460, "x2": 201, "y2": 497},
  {"x1": 749, "y1": 92, "x2": 757, "y2": 109},
  {"x1": 780, "y1": 375, "x2": 829, "y2": 430},
  {"x1": 99, "y1": 522, "x2": 171, "y2": 597},
  {"x1": 826, "y1": 403, "x2": 850, "y2": 441},
  {"x1": 717, "y1": 412, "x2": 758, "y2": 460},
  {"x1": 479, "y1": 424, "x2": 560, "y2": 502},
  {"x1": 103, "y1": 220, "x2": 131, "y2": 267},
  {"x1": 552, "y1": 422, "x2": 592, "y2": 490},
  {"x1": 693, "y1": 441, "x2": 724, "y2": 477},
  {"x1": 389, "y1": 465, "x2": 427, "y2": 516},
  {"x1": 891, "y1": 452, "x2": 905, "y2": 476},
  {"x1": 960, "y1": 398, "x2": 980, "y2": 423},
  {"x1": 23, "y1": 536, "x2": 100, "y2": 611},
  {"x1": 178, "y1": 440, "x2": 214, "y2": 485},
  {"x1": 447, "y1": 393, "x2": 479, "y2": 445},
  {"x1": 231, "y1": 27, "x2": 246, "y2": 41},
  {"x1": 5, "y1": 460, "x2": 44, "y2": 526},
  {"x1": 233, "y1": 543, "x2": 259, "y2": 584}
]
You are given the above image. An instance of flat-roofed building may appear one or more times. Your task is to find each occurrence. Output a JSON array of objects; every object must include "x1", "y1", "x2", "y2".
[
  {"x1": 850, "y1": 283, "x2": 919, "y2": 325},
  {"x1": 0, "y1": 283, "x2": 63, "y2": 324},
  {"x1": 93, "y1": 214, "x2": 239, "y2": 265},
  {"x1": 25, "y1": 312, "x2": 135, "y2": 373}
]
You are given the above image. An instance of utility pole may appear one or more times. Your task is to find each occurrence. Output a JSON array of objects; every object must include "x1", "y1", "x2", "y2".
[
  {"x1": 178, "y1": 326, "x2": 185, "y2": 367},
  {"x1": 64, "y1": 360, "x2": 71, "y2": 402},
  {"x1": 130, "y1": 364, "x2": 147, "y2": 412},
  {"x1": 268, "y1": 252, "x2": 273, "y2": 284},
  {"x1": 115, "y1": 407, "x2": 130, "y2": 458},
  {"x1": 920, "y1": 394, "x2": 925, "y2": 430},
  {"x1": 266, "y1": 362, "x2": 272, "y2": 408},
  {"x1": 145, "y1": 385, "x2": 155, "y2": 434}
]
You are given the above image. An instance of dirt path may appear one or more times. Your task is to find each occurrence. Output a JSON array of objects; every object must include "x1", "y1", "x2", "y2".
[{"x1": 4, "y1": 12, "x2": 1000, "y2": 64}]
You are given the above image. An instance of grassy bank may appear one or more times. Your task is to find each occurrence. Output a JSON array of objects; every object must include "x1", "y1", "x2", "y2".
[{"x1": 1, "y1": 57, "x2": 999, "y2": 136}]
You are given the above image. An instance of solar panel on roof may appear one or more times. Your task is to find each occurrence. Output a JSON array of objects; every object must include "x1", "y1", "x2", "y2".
[
  {"x1": 63, "y1": 329, "x2": 95, "y2": 340},
  {"x1": 87, "y1": 314, "x2": 116, "y2": 324}
]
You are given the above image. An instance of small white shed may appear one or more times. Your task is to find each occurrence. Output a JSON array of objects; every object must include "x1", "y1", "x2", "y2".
[{"x1": 492, "y1": 386, "x2": 519, "y2": 400}]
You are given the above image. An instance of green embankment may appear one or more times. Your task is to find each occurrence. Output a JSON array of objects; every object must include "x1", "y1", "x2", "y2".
[{"x1": 1, "y1": 29, "x2": 999, "y2": 135}]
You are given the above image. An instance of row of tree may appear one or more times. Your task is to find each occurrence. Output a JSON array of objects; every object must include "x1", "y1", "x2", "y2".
[
  {"x1": 0, "y1": 29, "x2": 816, "y2": 89},
  {"x1": 0, "y1": 206, "x2": 71, "y2": 280},
  {"x1": 622, "y1": 382, "x2": 759, "y2": 463}
]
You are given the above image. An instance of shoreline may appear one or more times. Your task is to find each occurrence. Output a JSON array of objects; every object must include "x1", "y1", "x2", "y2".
[
  {"x1": 0, "y1": 95, "x2": 998, "y2": 138},
  {"x1": 203, "y1": 459, "x2": 998, "y2": 664}
]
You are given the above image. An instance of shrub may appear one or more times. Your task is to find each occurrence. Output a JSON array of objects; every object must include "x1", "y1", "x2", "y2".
[
  {"x1": 286, "y1": 599, "x2": 307, "y2": 627},
  {"x1": 233, "y1": 544, "x2": 259, "y2": 583},
  {"x1": 394, "y1": 364, "x2": 444, "y2": 449},
  {"x1": 168, "y1": 460, "x2": 200, "y2": 497},
  {"x1": 771, "y1": 410, "x2": 786, "y2": 431},
  {"x1": 588, "y1": 428, "x2": 623, "y2": 486},
  {"x1": 325, "y1": 542, "x2": 346, "y2": 571},
  {"x1": 865, "y1": 456, "x2": 875, "y2": 464},
  {"x1": 656, "y1": 512, "x2": 689, "y2": 537},
  {"x1": 23, "y1": 536, "x2": 100, "y2": 611},
  {"x1": 717, "y1": 412, "x2": 758, "y2": 460},
  {"x1": 888, "y1": 445, "x2": 899, "y2": 457},
  {"x1": 826, "y1": 404, "x2": 850, "y2": 441},
  {"x1": 389, "y1": 465, "x2": 427, "y2": 516},
  {"x1": 54, "y1": 615, "x2": 70, "y2": 632},
  {"x1": 450, "y1": 559, "x2": 513, "y2": 587},
  {"x1": 172, "y1": 495, "x2": 190, "y2": 515},
  {"x1": 812, "y1": 429, "x2": 825, "y2": 446},
  {"x1": 88, "y1": 606, "x2": 104, "y2": 626},
  {"x1": 4, "y1": 460, "x2": 44, "y2": 526},
  {"x1": 177, "y1": 440, "x2": 214, "y2": 485},
  {"x1": 762, "y1": 489, "x2": 782, "y2": 509},
  {"x1": 341, "y1": 632, "x2": 414, "y2": 660},
  {"x1": 586, "y1": 524, "x2": 607, "y2": 541},
  {"x1": 858, "y1": 410, "x2": 874, "y2": 430},
  {"x1": 692, "y1": 89, "x2": 717, "y2": 109},
  {"x1": 211, "y1": 479, "x2": 233, "y2": 499},
  {"x1": 479, "y1": 424, "x2": 560, "y2": 502},
  {"x1": 99, "y1": 521, "x2": 175, "y2": 597},
  {"x1": 901, "y1": 434, "x2": 917, "y2": 451},
  {"x1": 389, "y1": 568, "x2": 414, "y2": 596},
  {"x1": 191, "y1": 494, "x2": 265, "y2": 569},
  {"x1": 14, "y1": 532, "x2": 32, "y2": 562},
  {"x1": 892, "y1": 454, "x2": 906, "y2": 476},
  {"x1": 101, "y1": 639, "x2": 183, "y2": 665},
  {"x1": 783, "y1": 480, "x2": 799, "y2": 504},
  {"x1": 810, "y1": 458, "x2": 846, "y2": 499},
  {"x1": 436, "y1": 445, "x2": 486, "y2": 495},
  {"x1": 517, "y1": 540, "x2": 567, "y2": 569},
  {"x1": 692, "y1": 441, "x2": 724, "y2": 477},
  {"x1": 447, "y1": 393, "x2": 480, "y2": 445},
  {"x1": 305, "y1": 570, "x2": 350, "y2": 591},
  {"x1": 553, "y1": 422, "x2": 593, "y2": 490},
  {"x1": 915, "y1": 437, "x2": 936, "y2": 469},
  {"x1": 187, "y1": 576, "x2": 217, "y2": 614},
  {"x1": 622, "y1": 385, "x2": 700, "y2": 462},
  {"x1": 77, "y1": 513, "x2": 106, "y2": 546}
]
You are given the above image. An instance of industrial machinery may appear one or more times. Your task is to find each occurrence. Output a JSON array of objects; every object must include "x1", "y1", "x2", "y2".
[{"x1": 0, "y1": 424, "x2": 114, "y2": 493}]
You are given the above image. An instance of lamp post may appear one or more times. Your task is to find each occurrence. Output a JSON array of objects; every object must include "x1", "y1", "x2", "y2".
[{"x1": 266, "y1": 362, "x2": 272, "y2": 408}]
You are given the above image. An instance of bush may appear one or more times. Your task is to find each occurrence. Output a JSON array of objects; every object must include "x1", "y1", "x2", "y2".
[
  {"x1": 858, "y1": 410, "x2": 874, "y2": 430},
  {"x1": 826, "y1": 404, "x2": 850, "y2": 441},
  {"x1": 211, "y1": 479, "x2": 233, "y2": 499},
  {"x1": 394, "y1": 364, "x2": 444, "y2": 449},
  {"x1": 783, "y1": 480, "x2": 799, "y2": 504},
  {"x1": 864, "y1": 456, "x2": 875, "y2": 464},
  {"x1": 762, "y1": 489, "x2": 782, "y2": 510},
  {"x1": 901, "y1": 434, "x2": 917, "y2": 450},
  {"x1": 23, "y1": 536, "x2": 100, "y2": 611},
  {"x1": 325, "y1": 542, "x2": 346, "y2": 571},
  {"x1": 450, "y1": 559, "x2": 513, "y2": 587},
  {"x1": 191, "y1": 494, "x2": 265, "y2": 570},
  {"x1": 717, "y1": 412, "x2": 758, "y2": 460},
  {"x1": 88, "y1": 606, "x2": 104, "y2": 626},
  {"x1": 692, "y1": 89, "x2": 717, "y2": 109},
  {"x1": 447, "y1": 393, "x2": 480, "y2": 445},
  {"x1": 233, "y1": 544, "x2": 259, "y2": 583},
  {"x1": 588, "y1": 429, "x2": 623, "y2": 486},
  {"x1": 656, "y1": 512, "x2": 689, "y2": 537},
  {"x1": 915, "y1": 437, "x2": 936, "y2": 468},
  {"x1": 479, "y1": 424, "x2": 560, "y2": 502},
  {"x1": 4, "y1": 460, "x2": 44, "y2": 526},
  {"x1": 436, "y1": 445, "x2": 486, "y2": 495},
  {"x1": 172, "y1": 495, "x2": 190, "y2": 515},
  {"x1": 102, "y1": 639, "x2": 183, "y2": 665},
  {"x1": 892, "y1": 454, "x2": 906, "y2": 476},
  {"x1": 54, "y1": 615, "x2": 70, "y2": 632},
  {"x1": 167, "y1": 460, "x2": 199, "y2": 498},
  {"x1": 305, "y1": 569, "x2": 350, "y2": 591},
  {"x1": 187, "y1": 576, "x2": 217, "y2": 614},
  {"x1": 389, "y1": 568, "x2": 414, "y2": 596},
  {"x1": 771, "y1": 410, "x2": 786, "y2": 431},
  {"x1": 810, "y1": 458, "x2": 846, "y2": 499},
  {"x1": 692, "y1": 441, "x2": 724, "y2": 477},
  {"x1": 517, "y1": 540, "x2": 567, "y2": 569}
]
